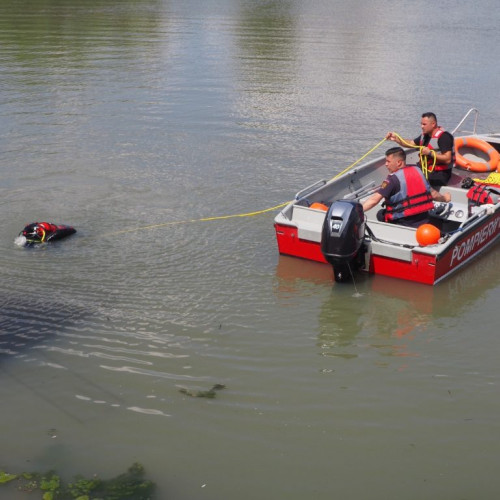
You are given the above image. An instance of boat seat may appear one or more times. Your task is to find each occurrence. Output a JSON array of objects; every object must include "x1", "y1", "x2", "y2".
[{"x1": 365, "y1": 220, "x2": 415, "y2": 262}]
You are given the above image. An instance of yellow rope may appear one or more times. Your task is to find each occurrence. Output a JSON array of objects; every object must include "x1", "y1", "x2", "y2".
[
  {"x1": 330, "y1": 137, "x2": 387, "y2": 181},
  {"x1": 105, "y1": 202, "x2": 291, "y2": 237},
  {"x1": 103, "y1": 139, "x2": 388, "y2": 238},
  {"x1": 392, "y1": 133, "x2": 436, "y2": 179},
  {"x1": 473, "y1": 172, "x2": 500, "y2": 185}
]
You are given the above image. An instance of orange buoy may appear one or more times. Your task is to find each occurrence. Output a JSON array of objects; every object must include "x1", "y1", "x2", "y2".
[
  {"x1": 416, "y1": 224, "x2": 440, "y2": 246},
  {"x1": 310, "y1": 202, "x2": 328, "y2": 211},
  {"x1": 455, "y1": 137, "x2": 500, "y2": 172}
]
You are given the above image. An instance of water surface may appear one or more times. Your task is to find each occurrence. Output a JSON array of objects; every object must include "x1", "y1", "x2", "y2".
[{"x1": 1, "y1": 1, "x2": 500, "y2": 499}]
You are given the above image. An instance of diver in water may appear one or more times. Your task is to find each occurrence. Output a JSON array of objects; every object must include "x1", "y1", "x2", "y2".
[{"x1": 18, "y1": 222, "x2": 76, "y2": 246}]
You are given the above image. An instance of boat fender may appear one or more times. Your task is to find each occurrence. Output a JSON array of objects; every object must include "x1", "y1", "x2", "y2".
[
  {"x1": 310, "y1": 202, "x2": 329, "y2": 211},
  {"x1": 416, "y1": 224, "x2": 440, "y2": 246},
  {"x1": 455, "y1": 137, "x2": 500, "y2": 172}
]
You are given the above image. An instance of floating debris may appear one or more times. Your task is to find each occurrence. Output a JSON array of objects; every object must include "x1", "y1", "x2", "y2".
[
  {"x1": 0, "y1": 462, "x2": 155, "y2": 499},
  {"x1": 179, "y1": 384, "x2": 226, "y2": 398}
]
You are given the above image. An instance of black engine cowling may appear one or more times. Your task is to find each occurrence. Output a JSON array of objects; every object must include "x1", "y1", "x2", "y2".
[{"x1": 320, "y1": 200, "x2": 366, "y2": 282}]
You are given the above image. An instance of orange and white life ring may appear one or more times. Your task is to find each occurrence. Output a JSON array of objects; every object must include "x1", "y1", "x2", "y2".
[{"x1": 455, "y1": 137, "x2": 500, "y2": 172}]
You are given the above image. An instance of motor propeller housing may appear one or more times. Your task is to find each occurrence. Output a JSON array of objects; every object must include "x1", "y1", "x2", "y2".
[{"x1": 320, "y1": 200, "x2": 365, "y2": 282}]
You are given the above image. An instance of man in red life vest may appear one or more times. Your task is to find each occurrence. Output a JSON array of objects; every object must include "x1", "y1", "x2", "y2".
[
  {"x1": 386, "y1": 112, "x2": 455, "y2": 188},
  {"x1": 362, "y1": 147, "x2": 451, "y2": 228}
]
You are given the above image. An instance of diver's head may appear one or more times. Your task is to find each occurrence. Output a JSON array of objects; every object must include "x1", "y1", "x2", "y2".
[{"x1": 21, "y1": 223, "x2": 46, "y2": 243}]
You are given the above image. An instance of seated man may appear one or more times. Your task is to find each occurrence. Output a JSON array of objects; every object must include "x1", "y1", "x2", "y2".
[
  {"x1": 362, "y1": 147, "x2": 451, "y2": 228},
  {"x1": 386, "y1": 112, "x2": 454, "y2": 188}
]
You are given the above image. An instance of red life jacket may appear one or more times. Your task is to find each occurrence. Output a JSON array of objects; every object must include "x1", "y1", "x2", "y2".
[
  {"x1": 419, "y1": 127, "x2": 455, "y2": 172},
  {"x1": 22, "y1": 222, "x2": 58, "y2": 242},
  {"x1": 467, "y1": 184, "x2": 494, "y2": 205},
  {"x1": 385, "y1": 166, "x2": 435, "y2": 222}
]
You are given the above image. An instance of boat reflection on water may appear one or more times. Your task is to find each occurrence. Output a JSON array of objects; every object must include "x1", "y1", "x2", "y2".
[
  {"x1": 274, "y1": 248, "x2": 500, "y2": 360},
  {"x1": 274, "y1": 255, "x2": 334, "y2": 291}
]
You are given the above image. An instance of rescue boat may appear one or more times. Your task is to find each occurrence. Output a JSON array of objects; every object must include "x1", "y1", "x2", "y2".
[{"x1": 274, "y1": 109, "x2": 500, "y2": 285}]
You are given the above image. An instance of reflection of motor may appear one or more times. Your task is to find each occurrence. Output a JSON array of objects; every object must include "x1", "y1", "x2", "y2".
[{"x1": 320, "y1": 200, "x2": 366, "y2": 283}]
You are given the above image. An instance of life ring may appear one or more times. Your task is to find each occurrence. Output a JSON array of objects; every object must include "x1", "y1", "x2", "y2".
[{"x1": 455, "y1": 137, "x2": 500, "y2": 172}]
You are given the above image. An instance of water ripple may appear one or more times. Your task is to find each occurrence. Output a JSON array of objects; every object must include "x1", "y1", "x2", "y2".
[{"x1": 100, "y1": 364, "x2": 207, "y2": 382}]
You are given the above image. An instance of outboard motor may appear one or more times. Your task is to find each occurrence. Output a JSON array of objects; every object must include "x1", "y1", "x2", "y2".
[{"x1": 320, "y1": 200, "x2": 366, "y2": 283}]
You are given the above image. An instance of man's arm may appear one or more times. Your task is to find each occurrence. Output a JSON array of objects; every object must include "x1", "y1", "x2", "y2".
[
  {"x1": 430, "y1": 188, "x2": 451, "y2": 203},
  {"x1": 362, "y1": 192, "x2": 384, "y2": 212},
  {"x1": 421, "y1": 148, "x2": 452, "y2": 164},
  {"x1": 386, "y1": 132, "x2": 417, "y2": 147},
  {"x1": 422, "y1": 132, "x2": 453, "y2": 164}
]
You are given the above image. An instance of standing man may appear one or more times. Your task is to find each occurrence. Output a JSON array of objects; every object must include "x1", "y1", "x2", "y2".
[
  {"x1": 386, "y1": 112, "x2": 455, "y2": 188},
  {"x1": 362, "y1": 147, "x2": 451, "y2": 228}
]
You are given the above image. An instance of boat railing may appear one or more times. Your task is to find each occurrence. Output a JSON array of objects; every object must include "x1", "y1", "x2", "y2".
[
  {"x1": 343, "y1": 181, "x2": 376, "y2": 201},
  {"x1": 457, "y1": 205, "x2": 493, "y2": 231},
  {"x1": 294, "y1": 179, "x2": 327, "y2": 201},
  {"x1": 452, "y1": 108, "x2": 479, "y2": 136}
]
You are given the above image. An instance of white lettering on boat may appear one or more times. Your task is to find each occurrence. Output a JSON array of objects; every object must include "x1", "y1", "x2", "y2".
[{"x1": 450, "y1": 217, "x2": 500, "y2": 267}]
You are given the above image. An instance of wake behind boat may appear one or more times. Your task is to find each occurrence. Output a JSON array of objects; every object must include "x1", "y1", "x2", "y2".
[{"x1": 274, "y1": 109, "x2": 500, "y2": 285}]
